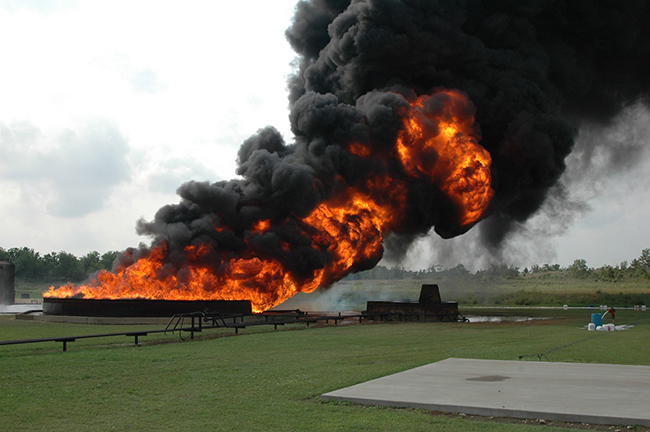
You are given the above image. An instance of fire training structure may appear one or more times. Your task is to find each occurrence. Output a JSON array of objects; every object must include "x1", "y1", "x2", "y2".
[
  {"x1": 17, "y1": 284, "x2": 464, "y2": 352},
  {"x1": 42, "y1": 284, "x2": 461, "y2": 323},
  {"x1": 42, "y1": 297, "x2": 252, "y2": 317},
  {"x1": 43, "y1": 90, "x2": 494, "y2": 315},
  {"x1": 365, "y1": 284, "x2": 460, "y2": 322}
]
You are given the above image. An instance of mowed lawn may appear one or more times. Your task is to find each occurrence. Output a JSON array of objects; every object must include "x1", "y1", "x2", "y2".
[{"x1": 1, "y1": 309, "x2": 649, "y2": 432}]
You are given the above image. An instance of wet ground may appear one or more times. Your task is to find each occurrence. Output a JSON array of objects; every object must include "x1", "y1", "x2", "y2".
[{"x1": 0, "y1": 304, "x2": 42, "y2": 315}]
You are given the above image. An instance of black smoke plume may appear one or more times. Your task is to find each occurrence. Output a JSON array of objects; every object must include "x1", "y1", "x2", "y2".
[
  {"x1": 127, "y1": 0, "x2": 649, "y2": 292},
  {"x1": 287, "y1": 0, "x2": 650, "y2": 247}
]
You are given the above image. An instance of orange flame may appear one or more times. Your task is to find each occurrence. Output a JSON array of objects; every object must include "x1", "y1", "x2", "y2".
[
  {"x1": 396, "y1": 90, "x2": 494, "y2": 227},
  {"x1": 44, "y1": 90, "x2": 493, "y2": 312}
]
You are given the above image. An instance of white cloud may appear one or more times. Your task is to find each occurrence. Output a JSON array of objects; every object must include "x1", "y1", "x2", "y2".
[
  {"x1": 0, "y1": 0, "x2": 297, "y2": 256},
  {"x1": 0, "y1": 118, "x2": 131, "y2": 218},
  {"x1": 146, "y1": 157, "x2": 218, "y2": 195},
  {"x1": 0, "y1": 0, "x2": 75, "y2": 14}
]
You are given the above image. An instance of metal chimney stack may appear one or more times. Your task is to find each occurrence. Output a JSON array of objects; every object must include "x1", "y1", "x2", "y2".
[{"x1": 0, "y1": 261, "x2": 16, "y2": 305}]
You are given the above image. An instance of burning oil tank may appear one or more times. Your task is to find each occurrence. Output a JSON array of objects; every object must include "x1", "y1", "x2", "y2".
[
  {"x1": 0, "y1": 261, "x2": 16, "y2": 305},
  {"x1": 365, "y1": 284, "x2": 459, "y2": 321},
  {"x1": 42, "y1": 297, "x2": 252, "y2": 317}
]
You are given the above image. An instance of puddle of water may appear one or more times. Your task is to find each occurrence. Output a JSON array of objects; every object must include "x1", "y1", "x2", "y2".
[
  {"x1": 465, "y1": 316, "x2": 550, "y2": 323},
  {"x1": 0, "y1": 305, "x2": 43, "y2": 315}
]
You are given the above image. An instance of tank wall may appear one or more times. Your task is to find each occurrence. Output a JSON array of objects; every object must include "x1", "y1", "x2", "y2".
[{"x1": 43, "y1": 298, "x2": 253, "y2": 317}]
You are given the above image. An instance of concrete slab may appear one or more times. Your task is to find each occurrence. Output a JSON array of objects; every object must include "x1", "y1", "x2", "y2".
[{"x1": 322, "y1": 358, "x2": 650, "y2": 427}]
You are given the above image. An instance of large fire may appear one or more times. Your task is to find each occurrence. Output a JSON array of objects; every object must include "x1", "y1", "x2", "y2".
[
  {"x1": 44, "y1": 90, "x2": 494, "y2": 312},
  {"x1": 396, "y1": 90, "x2": 494, "y2": 227}
]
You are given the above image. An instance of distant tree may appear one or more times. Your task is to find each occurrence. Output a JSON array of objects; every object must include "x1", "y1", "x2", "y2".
[
  {"x1": 568, "y1": 259, "x2": 590, "y2": 279},
  {"x1": 639, "y1": 249, "x2": 650, "y2": 267},
  {"x1": 477, "y1": 264, "x2": 520, "y2": 280},
  {"x1": 99, "y1": 251, "x2": 118, "y2": 271},
  {"x1": 0, "y1": 247, "x2": 121, "y2": 281},
  {"x1": 596, "y1": 265, "x2": 616, "y2": 281},
  {"x1": 6, "y1": 247, "x2": 46, "y2": 279},
  {"x1": 445, "y1": 263, "x2": 470, "y2": 278},
  {"x1": 503, "y1": 265, "x2": 520, "y2": 279},
  {"x1": 539, "y1": 263, "x2": 561, "y2": 272},
  {"x1": 53, "y1": 251, "x2": 85, "y2": 281},
  {"x1": 80, "y1": 251, "x2": 103, "y2": 274},
  {"x1": 629, "y1": 249, "x2": 650, "y2": 279}
]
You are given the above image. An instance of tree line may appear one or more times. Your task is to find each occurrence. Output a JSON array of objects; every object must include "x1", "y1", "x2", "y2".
[
  {"x1": 0, "y1": 247, "x2": 117, "y2": 282},
  {"x1": 346, "y1": 248, "x2": 650, "y2": 282},
  {"x1": 2, "y1": 246, "x2": 649, "y2": 283}
]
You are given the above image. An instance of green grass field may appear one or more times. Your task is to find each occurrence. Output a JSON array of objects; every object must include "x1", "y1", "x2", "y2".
[{"x1": 1, "y1": 308, "x2": 649, "y2": 431}]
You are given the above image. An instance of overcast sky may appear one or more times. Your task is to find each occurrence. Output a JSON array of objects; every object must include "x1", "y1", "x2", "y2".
[{"x1": 1, "y1": 0, "x2": 649, "y2": 271}]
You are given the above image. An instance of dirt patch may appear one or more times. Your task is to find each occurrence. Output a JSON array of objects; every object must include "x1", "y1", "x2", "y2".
[{"x1": 434, "y1": 411, "x2": 649, "y2": 431}]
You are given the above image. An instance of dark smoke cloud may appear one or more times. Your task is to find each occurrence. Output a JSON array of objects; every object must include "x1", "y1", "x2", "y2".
[
  {"x1": 132, "y1": 0, "x2": 650, "y2": 286},
  {"x1": 401, "y1": 102, "x2": 650, "y2": 271},
  {"x1": 286, "y1": 0, "x2": 650, "y2": 249}
]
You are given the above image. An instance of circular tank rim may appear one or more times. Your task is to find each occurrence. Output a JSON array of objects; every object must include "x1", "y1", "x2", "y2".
[{"x1": 42, "y1": 297, "x2": 252, "y2": 317}]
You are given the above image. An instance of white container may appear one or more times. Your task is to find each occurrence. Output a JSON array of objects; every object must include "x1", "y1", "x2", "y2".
[
  {"x1": 643, "y1": 305, "x2": 647, "y2": 312},
  {"x1": 588, "y1": 323, "x2": 596, "y2": 331},
  {"x1": 563, "y1": 305, "x2": 568, "y2": 310}
]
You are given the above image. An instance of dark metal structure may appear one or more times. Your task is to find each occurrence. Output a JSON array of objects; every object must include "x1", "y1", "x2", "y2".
[
  {"x1": 365, "y1": 284, "x2": 461, "y2": 321},
  {"x1": 42, "y1": 297, "x2": 252, "y2": 317},
  {"x1": 4, "y1": 285, "x2": 466, "y2": 352},
  {"x1": 0, "y1": 261, "x2": 15, "y2": 305},
  {"x1": 1, "y1": 310, "x2": 364, "y2": 351}
]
